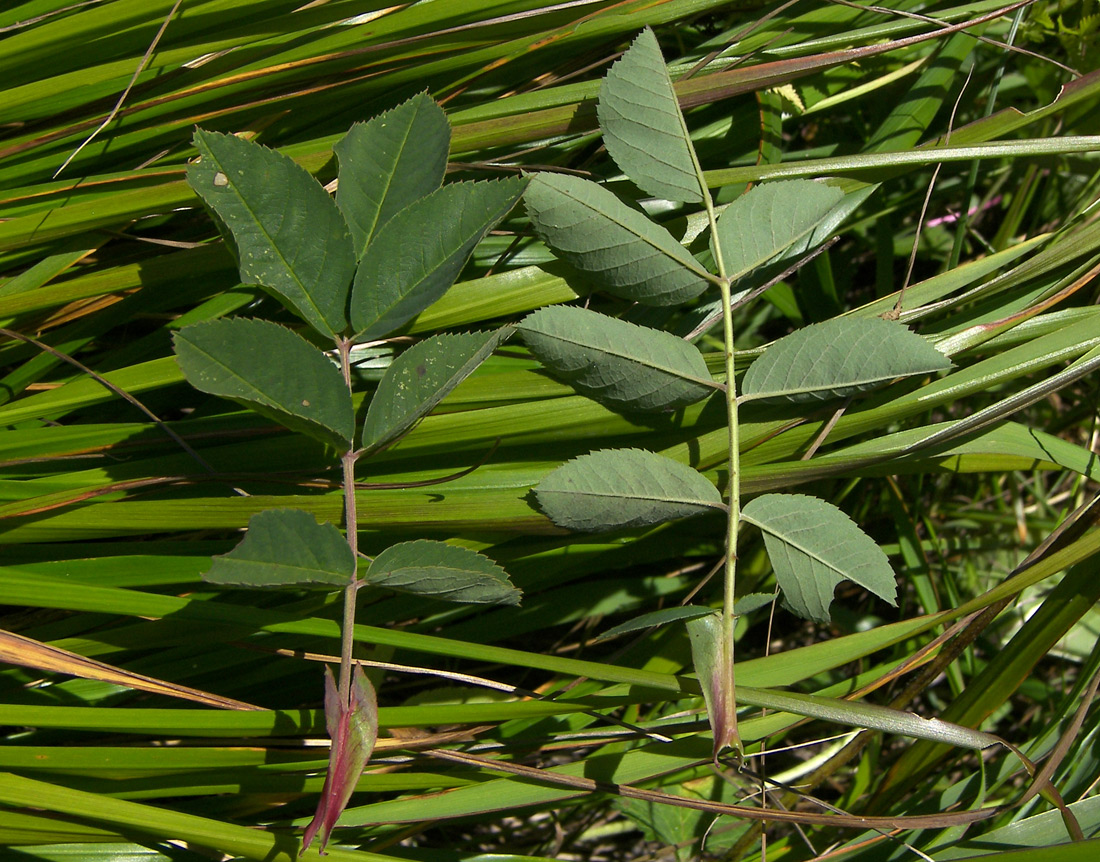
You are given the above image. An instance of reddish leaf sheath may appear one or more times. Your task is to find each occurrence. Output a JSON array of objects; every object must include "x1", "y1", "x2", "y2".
[{"x1": 300, "y1": 664, "x2": 378, "y2": 856}]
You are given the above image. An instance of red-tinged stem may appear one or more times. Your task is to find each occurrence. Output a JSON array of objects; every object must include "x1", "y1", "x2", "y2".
[{"x1": 337, "y1": 337, "x2": 360, "y2": 706}]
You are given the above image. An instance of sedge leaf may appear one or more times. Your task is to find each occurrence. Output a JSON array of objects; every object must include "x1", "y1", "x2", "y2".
[
  {"x1": 713, "y1": 180, "x2": 844, "y2": 282},
  {"x1": 361, "y1": 328, "x2": 510, "y2": 454},
  {"x1": 301, "y1": 665, "x2": 378, "y2": 855},
  {"x1": 524, "y1": 172, "x2": 710, "y2": 306},
  {"x1": 350, "y1": 177, "x2": 527, "y2": 340},
  {"x1": 188, "y1": 130, "x2": 355, "y2": 337},
  {"x1": 685, "y1": 612, "x2": 741, "y2": 758},
  {"x1": 598, "y1": 28, "x2": 704, "y2": 203},
  {"x1": 741, "y1": 317, "x2": 952, "y2": 403},
  {"x1": 335, "y1": 92, "x2": 450, "y2": 258},
  {"x1": 518, "y1": 306, "x2": 715, "y2": 412},
  {"x1": 172, "y1": 318, "x2": 354, "y2": 449},
  {"x1": 741, "y1": 493, "x2": 897, "y2": 624},
  {"x1": 365, "y1": 540, "x2": 521, "y2": 605},
  {"x1": 536, "y1": 448, "x2": 724, "y2": 532},
  {"x1": 203, "y1": 509, "x2": 353, "y2": 588},
  {"x1": 597, "y1": 605, "x2": 715, "y2": 642}
]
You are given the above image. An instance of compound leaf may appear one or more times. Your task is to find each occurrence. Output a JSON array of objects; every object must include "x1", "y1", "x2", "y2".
[
  {"x1": 524, "y1": 172, "x2": 710, "y2": 306},
  {"x1": 536, "y1": 448, "x2": 724, "y2": 532},
  {"x1": 366, "y1": 540, "x2": 520, "y2": 605},
  {"x1": 741, "y1": 317, "x2": 952, "y2": 403},
  {"x1": 519, "y1": 305, "x2": 715, "y2": 412},
  {"x1": 361, "y1": 328, "x2": 510, "y2": 454},
  {"x1": 714, "y1": 180, "x2": 844, "y2": 283},
  {"x1": 203, "y1": 509, "x2": 353, "y2": 588},
  {"x1": 335, "y1": 92, "x2": 450, "y2": 258},
  {"x1": 351, "y1": 177, "x2": 527, "y2": 340},
  {"x1": 188, "y1": 130, "x2": 355, "y2": 338},
  {"x1": 173, "y1": 318, "x2": 354, "y2": 449},
  {"x1": 598, "y1": 28, "x2": 704, "y2": 203},
  {"x1": 742, "y1": 493, "x2": 897, "y2": 623}
]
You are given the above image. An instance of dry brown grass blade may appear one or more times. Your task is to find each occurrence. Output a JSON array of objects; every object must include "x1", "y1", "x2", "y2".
[{"x1": 0, "y1": 628, "x2": 262, "y2": 710}]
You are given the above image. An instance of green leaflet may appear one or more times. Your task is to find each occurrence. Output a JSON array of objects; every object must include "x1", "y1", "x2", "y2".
[
  {"x1": 518, "y1": 305, "x2": 715, "y2": 412},
  {"x1": 350, "y1": 177, "x2": 527, "y2": 340},
  {"x1": 365, "y1": 540, "x2": 521, "y2": 605},
  {"x1": 598, "y1": 28, "x2": 704, "y2": 204},
  {"x1": 335, "y1": 92, "x2": 450, "y2": 258},
  {"x1": 187, "y1": 130, "x2": 356, "y2": 338},
  {"x1": 536, "y1": 448, "x2": 725, "y2": 532},
  {"x1": 204, "y1": 509, "x2": 353, "y2": 588},
  {"x1": 524, "y1": 172, "x2": 711, "y2": 306},
  {"x1": 172, "y1": 318, "x2": 354, "y2": 449},
  {"x1": 740, "y1": 317, "x2": 952, "y2": 403},
  {"x1": 713, "y1": 180, "x2": 844, "y2": 282},
  {"x1": 741, "y1": 494, "x2": 897, "y2": 623},
  {"x1": 360, "y1": 328, "x2": 510, "y2": 454}
]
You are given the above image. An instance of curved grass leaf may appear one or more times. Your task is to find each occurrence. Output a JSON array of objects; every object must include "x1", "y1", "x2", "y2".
[
  {"x1": 518, "y1": 305, "x2": 715, "y2": 412},
  {"x1": 350, "y1": 177, "x2": 527, "y2": 340},
  {"x1": 365, "y1": 540, "x2": 520, "y2": 605},
  {"x1": 741, "y1": 493, "x2": 897, "y2": 623},
  {"x1": 536, "y1": 448, "x2": 724, "y2": 532},
  {"x1": 361, "y1": 328, "x2": 510, "y2": 454},
  {"x1": 686, "y1": 611, "x2": 740, "y2": 758},
  {"x1": 335, "y1": 92, "x2": 450, "y2": 258},
  {"x1": 598, "y1": 28, "x2": 704, "y2": 203},
  {"x1": 597, "y1": 605, "x2": 715, "y2": 642},
  {"x1": 188, "y1": 130, "x2": 356, "y2": 338},
  {"x1": 524, "y1": 172, "x2": 711, "y2": 306},
  {"x1": 204, "y1": 509, "x2": 353, "y2": 588},
  {"x1": 172, "y1": 318, "x2": 354, "y2": 449},
  {"x1": 301, "y1": 665, "x2": 378, "y2": 855},
  {"x1": 713, "y1": 180, "x2": 844, "y2": 282},
  {"x1": 740, "y1": 317, "x2": 952, "y2": 403}
]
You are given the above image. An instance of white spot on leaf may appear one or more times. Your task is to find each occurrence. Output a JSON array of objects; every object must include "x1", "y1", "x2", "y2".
[{"x1": 213, "y1": 172, "x2": 228, "y2": 187}]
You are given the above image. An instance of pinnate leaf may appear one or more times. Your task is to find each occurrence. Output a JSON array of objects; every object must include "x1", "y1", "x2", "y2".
[
  {"x1": 686, "y1": 612, "x2": 741, "y2": 758},
  {"x1": 366, "y1": 540, "x2": 520, "y2": 605},
  {"x1": 361, "y1": 328, "x2": 510, "y2": 454},
  {"x1": 188, "y1": 130, "x2": 355, "y2": 337},
  {"x1": 713, "y1": 180, "x2": 844, "y2": 282},
  {"x1": 741, "y1": 317, "x2": 952, "y2": 403},
  {"x1": 350, "y1": 178, "x2": 527, "y2": 340},
  {"x1": 536, "y1": 448, "x2": 724, "y2": 532},
  {"x1": 204, "y1": 509, "x2": 353, "y2": 588},
  {"x1": 173, "y1": 318, "x2": 354, "y2": 449},
  {"x1": 741, "y1": 493, "x2": 897, "y2": 623},
  {"x1": 301, "y1": 665, "x2": 378, "y2": 855},
  {"x1": 598, "y1": 28, "x2": 704, "y2": 203},
  {"x1": 335, "y1": 92, "x2": 450, "y2": 258},
  {"x1": 597, "y1": 605, "x2": 715, "y2": 642},
  {"x1": 524, "y1": 172, "x2": 710, "y2": 306},
  {"x1": 519, "y1": 306, "x2": 715, "y2": 412}
]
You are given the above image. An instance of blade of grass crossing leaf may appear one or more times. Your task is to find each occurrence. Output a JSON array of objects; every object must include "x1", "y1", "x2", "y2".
[{"x1": 365, "y1": 540, "x2": 521, "y2": 605}]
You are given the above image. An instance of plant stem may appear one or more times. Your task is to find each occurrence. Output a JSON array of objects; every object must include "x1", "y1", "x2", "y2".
[
  {"x1": 337, "y1": 338, "x2": 360, "y2": 706},
  {"x1": 700, "y1": 183, "x2": 742, "y2": 756}
]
